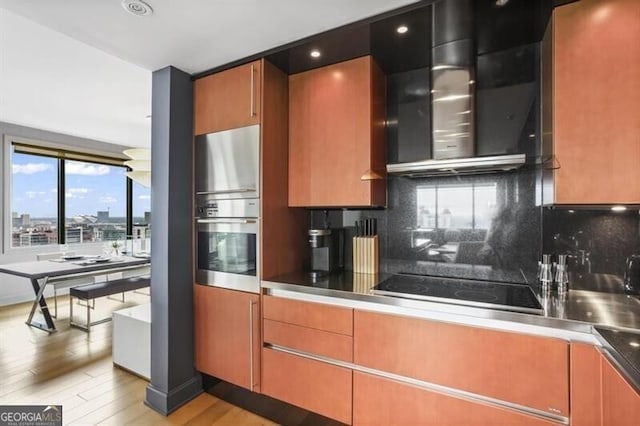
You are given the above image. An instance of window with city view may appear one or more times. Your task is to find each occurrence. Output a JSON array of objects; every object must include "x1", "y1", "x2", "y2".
[
  {"x1": 11, "y1": 152, "x2": 59, "y2": 247},
  {"x1": 10, "y1": 143, "x2": 151, "y2": 248},
  {"x1": 64, "y1": 160, "x2": 127, "y2": 244}
]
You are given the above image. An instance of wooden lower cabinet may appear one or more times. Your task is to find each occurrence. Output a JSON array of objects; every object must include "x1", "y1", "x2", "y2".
[
  {"x1": 353, "y1": 372, "x2": 559, "y2": 426},
  {"x1": 261, "y1": 348, "x2": 352, "y2": 424},
  {"x1": 194, "y1": 285, "x2": 260, "y2": 391},
  {"x1": 602, "y1": 356, "x2": 640, "y2": 426},
  {"x1": 353, "y1": 310, "x2": 569, "y2": 417},
  {"x1": 570, "y1": 343, "x2": 602, "y2": 426},
  {"x1": 263, "y1": 319, "x2": 353, "y2": 363},
  {"x1": 262, "y1": 295, "x2": 353, "y2": 335}
]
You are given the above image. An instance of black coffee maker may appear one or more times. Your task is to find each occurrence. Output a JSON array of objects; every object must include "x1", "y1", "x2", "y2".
[{"x1": 309, "y1": 228, "x2": 344, "y2": 278}]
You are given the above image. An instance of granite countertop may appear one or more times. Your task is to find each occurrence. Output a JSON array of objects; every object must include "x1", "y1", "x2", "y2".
[
  {"x1": 595, "y1": 327, "x2": 640, "y2": 392},
  {"x1": 264, "y1": 270, "x2": 391, "y2": 295}
]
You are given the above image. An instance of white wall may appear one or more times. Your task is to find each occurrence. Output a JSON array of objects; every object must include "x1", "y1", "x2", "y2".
[{"x1": 0, "y1": 8, "x2": 151, "y2": 148}]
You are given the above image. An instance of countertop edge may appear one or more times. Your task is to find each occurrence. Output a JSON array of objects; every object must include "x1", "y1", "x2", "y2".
[{"x1": 261, "y1": 279, "x2": 598, "y2": 343}]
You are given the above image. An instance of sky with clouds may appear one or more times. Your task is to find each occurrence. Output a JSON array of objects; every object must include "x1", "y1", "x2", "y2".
[{"x1": 12, "y1": 153, "x2": 151, "y2": 219}]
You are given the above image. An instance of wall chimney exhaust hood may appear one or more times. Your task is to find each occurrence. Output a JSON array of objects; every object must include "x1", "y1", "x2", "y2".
[{"x1": 386, "y1": 0, "x2": 528, "y2": 178}]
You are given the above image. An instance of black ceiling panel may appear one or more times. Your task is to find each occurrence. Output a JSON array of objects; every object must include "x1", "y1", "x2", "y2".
[{"x1": 370, "y1": 6, "x2": 432, "y2": 75}]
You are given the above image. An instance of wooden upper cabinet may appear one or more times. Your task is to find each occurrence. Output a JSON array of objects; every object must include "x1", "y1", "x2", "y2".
[
  {"x1": 353, "y1": 310, "x2": 569, "y2": 417},
  {"x1": 288, "y1": 56, "x2": 386, "y2": 208},
  {"x1": 553, "y1": 0, "x2": 640, "y2": 204},
  {"x1": 194, "y1": 60, "x2": 262, "y2": 135},
  {"x1": 193, "y1": 285, "x2": 260, "y2": 392},
  {"x1": 602, "y1": 355, "x2": 640, "y2": 426}
]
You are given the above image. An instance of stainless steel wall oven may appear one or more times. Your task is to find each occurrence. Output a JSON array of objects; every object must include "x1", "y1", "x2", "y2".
[{"x1": 195, "y1": 124, "x2": 261, "y2": 293}]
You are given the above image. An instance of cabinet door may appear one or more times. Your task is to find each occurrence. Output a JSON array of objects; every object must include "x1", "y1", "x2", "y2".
[
  {"x1": 570, "y1": 343, "x2": 602, "y2": 426},
  {"x1": 353, "y1": 372, "x2": 559, "y2": 426},
  {"x1": 262, "y1": 348, "x2": 352, "y2": 424},
  {"x1": 353, "y1": 310, "x2": 569, "y2": 417},
  {"x1": 194, "y1": 60, "x2": 261, "y2": 135},
  {"x1": 602, "y1": 356, "x2": 640, "y2": 426},
  {"x1": 193, "y1": 285, "x2": 260, "y2": 391},
  {"x1": 288, "y1": 56, "x2": 386, "y2": 207},
  {"x1": 554, "y1": 0, "x2": 640, "y2": 204}
]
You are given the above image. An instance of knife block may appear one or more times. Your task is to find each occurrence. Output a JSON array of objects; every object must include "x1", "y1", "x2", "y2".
[
  {"x1": 352, "y1": 272, "x2": 379, "y2": 294},
  {"x1": 353, "y1": 236, "x2": 379, "y2": 274}
]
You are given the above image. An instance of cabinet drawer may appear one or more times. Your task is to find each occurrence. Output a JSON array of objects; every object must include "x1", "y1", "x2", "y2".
[
  {"x1": 263, "y1": 319, "x2": 352, "y2": 362},
  {"x1": 353, "y1": 372, "x2": 560, "y2": 426},
  {"x1": 354, "y1": 310, "x2": 569, "y2": 417},
  {"x1": 263, "y1": 295, "x2": 353, "y2": 335},
  {"x1": 262, "y1": 348, "x2": 352, "y2": 424}
]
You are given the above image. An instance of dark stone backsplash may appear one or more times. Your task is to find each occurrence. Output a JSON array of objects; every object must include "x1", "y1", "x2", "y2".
[
  {"x1": 332, "y1": 169, "x2": 543, "y2": 285},
  {"x1": 311, "y1": 181, "x2": 640, "y2": 291},
  {"x1": 543, "y1": 208, "x2": 640, "y2": 278}
]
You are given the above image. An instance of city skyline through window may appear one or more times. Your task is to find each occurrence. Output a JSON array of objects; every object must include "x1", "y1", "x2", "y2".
[{"x1": 10, "y1": 147, "x2": 151, "y2": 248}]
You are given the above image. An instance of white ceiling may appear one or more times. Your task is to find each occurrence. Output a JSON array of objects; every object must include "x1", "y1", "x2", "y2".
[
  {"x1": 0, "y1": 0, "x2": 419, "y2": 74},
  {"x1": 0, "y1": 8, "x2": 152, "y2": 148},
  {"x1": 0, "y1": 0, "x2": 419, "y2": 149}
]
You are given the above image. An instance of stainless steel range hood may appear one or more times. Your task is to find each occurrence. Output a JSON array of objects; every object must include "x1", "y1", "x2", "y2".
[
  {"x1": 386, "y1": 0, "x2": 527, "y2": 178},
  {"x1": 386, "y1": 153, "x2": 526, "y2": 177}
]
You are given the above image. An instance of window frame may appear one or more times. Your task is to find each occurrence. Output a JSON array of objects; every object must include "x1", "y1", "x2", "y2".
[{"x1": 3, "y1": 135, "x2": 135, "y2": 252}]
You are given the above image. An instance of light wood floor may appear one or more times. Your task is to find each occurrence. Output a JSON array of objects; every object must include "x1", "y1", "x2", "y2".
[{"x1": 0, "y1": 294, "x2": 277, "y2": 425}]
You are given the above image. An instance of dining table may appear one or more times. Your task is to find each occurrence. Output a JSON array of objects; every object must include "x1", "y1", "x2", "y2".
[{"x1": 0, "y1": 255, "x2": 151, "y2": 333}]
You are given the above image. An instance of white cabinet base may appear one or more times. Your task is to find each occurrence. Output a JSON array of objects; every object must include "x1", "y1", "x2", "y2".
[{"x1": 113, "y1": 303, "x2": 151, "y2": 379}]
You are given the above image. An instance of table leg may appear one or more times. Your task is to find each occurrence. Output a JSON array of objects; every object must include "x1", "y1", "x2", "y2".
[{"x1": 26, "y1": 277, "x2": 56, "y2": 333}]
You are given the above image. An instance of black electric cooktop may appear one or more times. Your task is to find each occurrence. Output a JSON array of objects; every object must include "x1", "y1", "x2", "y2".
[{"x1": 373, "y1": 274, "x2": 543, "y2": 315}]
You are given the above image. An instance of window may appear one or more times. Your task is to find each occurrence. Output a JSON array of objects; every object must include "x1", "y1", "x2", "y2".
[
  {"x1": 65, "y1": 160, "x2": 127, "y2": 243},
  {"x1": 416, "y1": 183, "x2": 497, "y2": 230},
  {"x1": 10, "y1": 152, "x2": 59, "y2": 247},
  {"x1": 9, "y1": 141, "x2": 150, "y2": 248}
]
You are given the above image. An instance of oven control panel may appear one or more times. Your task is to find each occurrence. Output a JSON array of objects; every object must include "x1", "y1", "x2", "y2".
[
  {"x1": 195, "y1": 198, "x2": 259, "y2": 219},
  {"x1": 197, "y1": 203, "x2": 219, "y2": 217}
]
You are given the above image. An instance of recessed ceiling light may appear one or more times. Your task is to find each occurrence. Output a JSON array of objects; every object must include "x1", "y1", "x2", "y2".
[
  {"x1": 122, "y1": 0, "x2": 153, "y2": 16},
  {"x1": 495, "y1": 0, "x2": 510, "y2": 6},
  {"x1": 310, "y1": 50, "x2": 321, "y2": 58},
  {"x1": 396, "y1": 25, "x2": 409, "y2": 34},
  {"x1": 611, "y1": 205, "x2": 627, "y2": 212},
  {"x1": 568, "y1": 210, "x2": 575, "y2": 213},
  {"x1": 630, "y1": 341, "x2": 640, "y2": 348}
]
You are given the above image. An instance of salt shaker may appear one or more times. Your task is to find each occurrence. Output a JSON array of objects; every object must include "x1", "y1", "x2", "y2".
[
  {"x1": 540, "y1": 254, "x2": 553, "y2": 291},
  {"x1": 555, "y1": 254, "x2": 569, "y2": 293}
]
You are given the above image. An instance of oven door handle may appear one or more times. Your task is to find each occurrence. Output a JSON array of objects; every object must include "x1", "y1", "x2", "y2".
[
  {"x1": 196, "y1": 218, "x2": 257, "y2": 224},
  {"x1": 196, "y1": 188, "x2": 256, "y2": 196}
]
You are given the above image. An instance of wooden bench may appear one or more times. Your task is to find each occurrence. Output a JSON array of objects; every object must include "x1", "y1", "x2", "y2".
[{"x1": 69, "y1": 276, "x2": 151, "y2": 331}]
